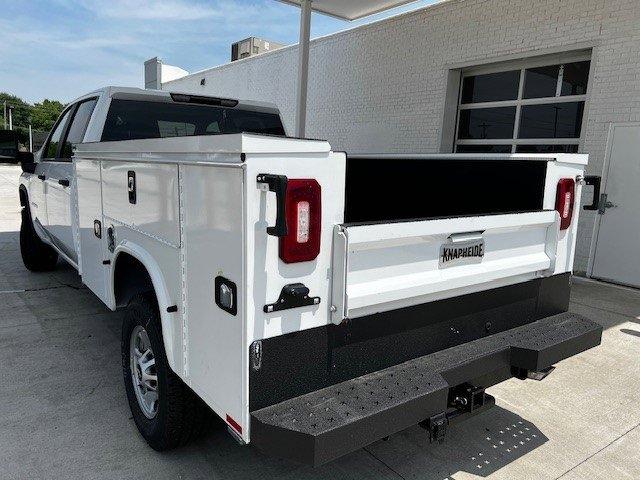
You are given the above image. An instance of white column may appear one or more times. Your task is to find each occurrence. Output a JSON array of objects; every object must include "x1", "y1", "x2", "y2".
[
  {"x1": 29, "y1": 124, "x2": 33, "y2": 152},
  {"x1": 8, "y1": 107, "x2": 12, "y2": 131},
  {"x1": 295, "y1": 0, "x2": 312, "y2": 138}
]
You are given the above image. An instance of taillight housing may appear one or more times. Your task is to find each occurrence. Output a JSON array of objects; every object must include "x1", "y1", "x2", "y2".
[
  {"x1": 555, "y1": 178, "x2": 575, "y2": 230},
  {"x1": 279, "y1": 179, "x2": 321, "y2": 263}
]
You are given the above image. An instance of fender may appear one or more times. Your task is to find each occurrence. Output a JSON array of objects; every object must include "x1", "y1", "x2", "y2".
[{"x1": 110, "y1": 240, "x2": 181, "y2": 373}]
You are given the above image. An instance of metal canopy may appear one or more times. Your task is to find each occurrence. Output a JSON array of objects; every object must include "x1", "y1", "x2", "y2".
[
  {"x1": 278, "y1": 0, "x2": 420, "y2": 20},
  {"x1": 277, "y1": 0, "x2": 421, "y2": 137}
]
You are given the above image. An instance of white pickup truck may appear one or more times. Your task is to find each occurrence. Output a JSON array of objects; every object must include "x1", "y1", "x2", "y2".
[{"x1": 17, "y1": 86, "x2": 602, "y2": 465}]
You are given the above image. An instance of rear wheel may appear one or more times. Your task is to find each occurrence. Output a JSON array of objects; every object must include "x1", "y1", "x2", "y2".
[
  {"x1": 20, "y1": 202, "x2": 58, "y2": 272},
  {"x1": 122, "y1": 292, "x2": 211, "y2": 450}
]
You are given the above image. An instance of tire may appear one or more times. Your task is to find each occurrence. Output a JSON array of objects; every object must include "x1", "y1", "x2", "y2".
[
  {"x1": 20, "y1": 203, "x2": 58, "y2": 272},
  {"x1": 122, "y1": 292, "x2": 211, "y2": 451}
]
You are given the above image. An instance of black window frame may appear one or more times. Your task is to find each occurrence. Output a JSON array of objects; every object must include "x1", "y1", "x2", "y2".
[{"x1": 454, "y1": 54, "x2": 591, "y2": 154}]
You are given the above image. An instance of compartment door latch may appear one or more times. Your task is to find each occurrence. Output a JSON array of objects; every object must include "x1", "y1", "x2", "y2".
[{"x1": 264, "y1": 283, "x2": 320, "y2": 313}]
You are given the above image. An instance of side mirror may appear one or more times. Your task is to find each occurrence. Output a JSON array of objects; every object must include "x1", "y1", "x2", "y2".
[{"x1": 18, "y1": 152, "x2": 37, "y2": 174}]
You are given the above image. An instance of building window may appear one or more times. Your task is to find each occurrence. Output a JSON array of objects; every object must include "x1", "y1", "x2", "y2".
[{"x1": 455, "y1": 55, "x2": 590, "y2": 153}]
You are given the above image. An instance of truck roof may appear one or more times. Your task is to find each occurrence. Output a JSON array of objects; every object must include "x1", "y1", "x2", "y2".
[{"x1": 70, "y1": 86, "x2": 281, "y2": 114}]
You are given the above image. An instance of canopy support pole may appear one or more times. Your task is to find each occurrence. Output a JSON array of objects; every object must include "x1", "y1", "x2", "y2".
[{"x1": 295, "y1": 0, "x2": 312, "y2": 138}]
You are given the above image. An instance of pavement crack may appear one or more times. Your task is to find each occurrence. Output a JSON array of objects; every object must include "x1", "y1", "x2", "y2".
[
  {"x1": 23, "y1": 285, "x2": 69, "y2": 292},
  {"x1": 13, "y1": 283, "x2": 87, "y2": 293},
  {"x1": 555, "y1": 420, "x2": 640, "y2": 479},
  {"x1": 363, "y1": 446, "x2": 407, "y2": 480}
]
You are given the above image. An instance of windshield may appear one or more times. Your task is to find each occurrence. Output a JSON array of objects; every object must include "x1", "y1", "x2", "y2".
[{"x1": 101, "y1": 99, "x2": 286, "y2": 142}]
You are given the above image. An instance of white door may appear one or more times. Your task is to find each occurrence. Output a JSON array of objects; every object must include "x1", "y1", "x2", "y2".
[
  {"x1": 44, "y1": 162, "x2": 75, "y2": 261},
  {"x1": 33, "y1": 107, "x2": 74, "y2": 231},
  {"x1": 76, "y1": 158, "x2": 109, "y2": 303},
  {"x1": 591, "y1": 123, "x2": 640, "y2": 287},
  {"x1": 43, "y1": 98, "x2": 98, "y2": 264}
]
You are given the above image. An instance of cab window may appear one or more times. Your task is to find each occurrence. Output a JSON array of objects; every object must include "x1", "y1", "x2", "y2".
[
  {"x1": 61, "y1": 99, "x2": 98, "y2": 158},
  {"x1": 43, "y1": 109, "x2": 73, "y2": 159}
]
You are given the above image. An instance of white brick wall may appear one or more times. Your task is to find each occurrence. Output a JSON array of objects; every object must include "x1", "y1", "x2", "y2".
[{"x1": 164, "y1": 0, "x2": 640, "y2": 273}]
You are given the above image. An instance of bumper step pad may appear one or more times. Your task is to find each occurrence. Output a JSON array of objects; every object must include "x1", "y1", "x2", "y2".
[{"x1": 250, "y1": 312, "x2": 601, "y2": 466}]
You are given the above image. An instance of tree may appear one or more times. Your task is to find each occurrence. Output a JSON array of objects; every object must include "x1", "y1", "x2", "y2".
[
  {"x1": 0, "y1": 92, "x2": 32, "y2": 128},
  {"x1": 31, "y1": 99, "x2": 65, "y2": 131},
  {"x1": 0, "y1": 92, "x2": 65, "y2": 132}
]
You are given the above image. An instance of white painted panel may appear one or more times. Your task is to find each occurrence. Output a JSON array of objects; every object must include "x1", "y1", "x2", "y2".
[
  {"x1": 101, "y1": 161, "x2": 180, "y2": 246},
  {"x1": 332, "y1": 211, "x2": 559, "y2": 321},
  {"x1": 101, "y1": 161, "x2": 133, "y2": 226},
  {"x1": 244, "y1": 151, "x2": 346, "y2": 342},
  {"x1": 543, "y1": 159, "x2": 585, "y2": 275},
  {"x1": 592, "y1": 124, "x2": 640, "y2": 287},
  {"x1": 29, "y1": 163, "x2": 48, "y2": 228},
  {"x1": 75, "y1": 159, "x2": 109, "y2": 304},
  {"x1": 182, "y1": 164, "x2": 246, "y2": 436},
  {"x1": 132, "y1": 162, "x2": 180, "y2": 246},
  {"x1": 44, "y1": 162, "x2": 76, "y2": 262}
]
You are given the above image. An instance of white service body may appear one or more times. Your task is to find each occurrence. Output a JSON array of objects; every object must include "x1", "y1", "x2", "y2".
[{"x1": 19, "y1": 87, "x2": 589, "y2": 445}]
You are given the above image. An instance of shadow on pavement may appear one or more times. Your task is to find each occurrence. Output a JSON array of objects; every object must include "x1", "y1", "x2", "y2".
[
  {"x1": 362, "y1": 404, "x2": 548, "y2": 479},
  {"x1": 620, "y1": 328, "x2": 640, "y2": 338}
]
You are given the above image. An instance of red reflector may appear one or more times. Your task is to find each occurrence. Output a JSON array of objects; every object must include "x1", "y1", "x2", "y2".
[
  {"x1": 226, "y1": 414, "x2": 242, "y2": 434},
  {"x1": 279, "y1": 179, "x2": 321, "y2": 263},
  {"x1": 555, "y1": 178, "x2": 575, "y2": 230}
]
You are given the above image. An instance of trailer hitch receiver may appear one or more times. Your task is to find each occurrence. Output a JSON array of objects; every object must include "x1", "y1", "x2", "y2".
[{"x1": 449, "y1": 383, "x2": 487, "y2": 413}]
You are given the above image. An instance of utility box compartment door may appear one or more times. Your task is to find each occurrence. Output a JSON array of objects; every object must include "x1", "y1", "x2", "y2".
[
  {"x1": 75, "y1": 158, "x2": 110, "y2": 304},
  {"x1": 331, "y1": 211, "x2": 559, "y2": 322}
]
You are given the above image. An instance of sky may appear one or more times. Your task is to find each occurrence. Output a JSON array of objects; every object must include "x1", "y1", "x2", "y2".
[{"x1": 0, "y1": 0, "x2": 439, "y2": 104}]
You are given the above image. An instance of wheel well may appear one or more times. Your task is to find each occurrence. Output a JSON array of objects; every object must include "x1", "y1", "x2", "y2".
[
  {"x1": 113, "y1": 253, "x2": 155, "y2": 308},
  {"x1": 19, "y1": 186, "x2": 28, "y2": 207}
]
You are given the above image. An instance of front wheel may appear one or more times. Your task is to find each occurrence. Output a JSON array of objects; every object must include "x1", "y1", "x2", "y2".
[{"x1": 122, "y1": 293, "x2": 210, "y2": 450}]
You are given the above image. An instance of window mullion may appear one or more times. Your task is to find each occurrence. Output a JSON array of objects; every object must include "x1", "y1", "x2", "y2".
[
  {"x1": 511, "y1": 68, "x2": 526, "y2": 153},
  {"x1": 556, "y1": 65, "x2": 564, "y2": 97}
]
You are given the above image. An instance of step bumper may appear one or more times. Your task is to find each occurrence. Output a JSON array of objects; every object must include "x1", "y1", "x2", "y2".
[{"x1": 250, "y1": 312, "x2": 602, "y2": 466}]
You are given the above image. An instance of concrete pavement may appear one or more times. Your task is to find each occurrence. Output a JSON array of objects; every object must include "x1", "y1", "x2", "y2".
[{"x1": 0, "y1": 164, "x2": 638, "y2": 479}]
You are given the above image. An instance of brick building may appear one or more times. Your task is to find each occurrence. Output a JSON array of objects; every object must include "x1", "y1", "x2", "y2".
[{"x1": 156, "y1": 0, "x2": 640, "y2": 286}]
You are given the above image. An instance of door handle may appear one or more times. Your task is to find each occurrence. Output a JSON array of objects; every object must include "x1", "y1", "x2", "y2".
[
  {"x1": 257, "y1": 173, "x2": 288, "y2": 237},
  {"x1": 127, "y1": 171, "x2": 136, "y2": 204},
  {"x1": 37, "y1": 174, "x2": 45, "y2": 181},
  {"x1": 58, "y1": 179, "x2": 70, "y2": 187}
]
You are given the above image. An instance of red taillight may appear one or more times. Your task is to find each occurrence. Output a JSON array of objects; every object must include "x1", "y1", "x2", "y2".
[
  {"x1": 279, "y1": 179, "x2": 321, "y2": 263},
  {"x1": 555, "y1": 178, "x2": 575, "y2": 230}
]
